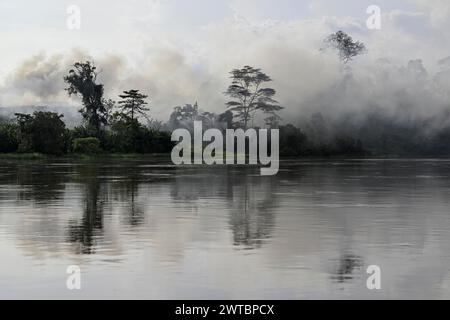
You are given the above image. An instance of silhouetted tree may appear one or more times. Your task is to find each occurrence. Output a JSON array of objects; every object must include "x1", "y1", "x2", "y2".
[
  {"x1": 118, "y1": 89, "x2": 150, "y2": 121},
  {"x1": 146, "y1": 118, "x2": 163, "y2": 131},
  {"x1": 108, "y1": 112, "x2": 142, "y2": 153},
  {"x1": 64, "y1": 61, "x2": 108, "y2": 136},
  {"x1": 323, "y1": 31, "x2": 366, "y2": 63},
  {"x1": 218, "y1": 110, "x2": 234, "y2": 129},
  {"x1": 103, "y1": 98, "x2": 116, "y2": 123},
  {"x1": 15, "y1": 111, "x2": 67, "y2": 155},
  {"x1": 170, "y1": 102, "x2": 199, "y2": 123},
  {"x1": 279, "y1": 124, "x2": 310, "y2": 157},
  {"x1": 14, "y1": 113, "x2": 33, "y2": 152},
  {"x1": 68, "y1": 165, "x2": 105, "y2": 254},
  {"x1": 198, "y1": 111, "x2": 217, "y2": 128},
  {"x1": 225, "y1": 66, "x2": 282, "y2": 129},
  {"x1": 0, "y1": 122, "x2": 19, "y2": 153},
  {"x1": 168, "y1": 102, "x2": 219, "y2": 130}
]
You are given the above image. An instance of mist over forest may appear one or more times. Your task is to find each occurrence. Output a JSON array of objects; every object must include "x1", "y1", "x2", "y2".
[{"x1": 2, "y1": 21, "x2": 450, "y2": 156}]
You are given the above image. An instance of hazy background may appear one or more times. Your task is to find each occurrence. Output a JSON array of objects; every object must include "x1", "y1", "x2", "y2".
[{"x1": 1, "y1": 0, "x2": 450, "y2": 126}]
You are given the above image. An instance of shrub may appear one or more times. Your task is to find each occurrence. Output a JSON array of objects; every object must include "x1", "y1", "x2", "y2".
[
  {"x1": 15, "y1": 112, "x2": 67, "y2": 155},
  {"x1": 148, "y1": 130, "x2": 174, "y2": 153},
  {"x1": 0, "y1": 122, "x2": 19, "y2": 153},
  {"x1": 279, "y1": 124, "x2": 310, "y2": 157},
  {"x1": 107, "y1": 114, "x2": 173, "y2": 154},
  {"x1": 73, "y1": 137, "x2": 102, "y2": 154},
  {"x1": 334, "y1": 135, "x2": 366, "y2": 156}
]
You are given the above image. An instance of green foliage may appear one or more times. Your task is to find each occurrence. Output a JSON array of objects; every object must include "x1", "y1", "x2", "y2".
[
  {"x1": 148, "y1": 130, "x2": 173, "y2": 154},
  {"x1": 73, "y1": 137, "x2": 102, "y2": 154},
  {"x1": 118, "y1": 90, "x2": 150, "y2": 120},
  {"x1": 0, "y1": 122, "x2": 19, "y2": 153},
  {"x1": 225, "y1": 66, "x2": 283, "y2": 129},
  {"x1": 168, "y1": 103, "x2": 220, "y2": 130},
  {"x1": 279, "y1": 124, "x2": 310, "y2": 157},
  {"x1": 0, "y1": 59, "x2": 382, "y2": 158},
  {"x1": 107, "y1": 114, "x2": 142, "y2": 153},
  {"x1": 15, "y1": 112, "x2": 67, "y2": 155},
  {"x1": 170, "y1": 103, "x2": 199, "y2": 123},
  {"x1": 64, "y1": 61, "x2": 108, "y2": 136},
  {"x1": 279, "y1": 124, "x2": 368, "y2": 157},
  {"x1": 333, "y1": 135, "x2": 366, "y2": 156},
  {"x1": 323, "y1": 31, "x2": 367, "y2": 63},
  {"x1": 69, "y1": 125, "x2": 92, "y2": 140},
  {"x1": 218, "y1": 111, "x2": 234, "y2": 129},
  {"x1": 107, "y1": 113, "x2": 173, "y2": 154},
  {"x1": 15, "y1": 113, "x2": 33, "y2": 152}
]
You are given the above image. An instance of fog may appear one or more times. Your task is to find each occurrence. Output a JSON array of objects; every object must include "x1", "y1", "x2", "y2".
[{"x1": 1, "y1": 0, "x2": 450, "y2": 150}]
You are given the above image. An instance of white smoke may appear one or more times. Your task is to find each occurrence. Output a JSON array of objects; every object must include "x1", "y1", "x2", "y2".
[{"x1": 1, "y1": 0, "x2": 450, "y2": 128}]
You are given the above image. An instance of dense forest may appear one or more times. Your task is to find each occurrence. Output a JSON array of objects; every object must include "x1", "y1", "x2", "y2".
[{"x1": 1, "y1": 31, "x2": 450, "y2": 157}]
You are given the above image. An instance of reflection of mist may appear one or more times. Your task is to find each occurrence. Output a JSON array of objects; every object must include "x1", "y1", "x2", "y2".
[
  {"x1": 3, "y1": 159, "x2": 450, "y2": 298},
  {"x1": 331, "y1": 254, "x2": 363, "y2": 284},
  {"x1": 112, "y1": 169, "x2": 145, "y2": 227},
  {"x1": 169, "y1": 166, "x2": 280, "y2": 250},
  {"x1": 228, "y1": 175, "x2": 278, "y2": 249},
  {"x1": 68, "y1": 165, "x2": 106, "y2": 255},
  {"x1": 65, "y1": 163, "x2": 164, "y2": 254},
  {"x1": 126, "y1": 183, "x2": 144, "y2": 226},
  {"x1": 0, "y1": 162, "x2": 67, "y2": 203}
]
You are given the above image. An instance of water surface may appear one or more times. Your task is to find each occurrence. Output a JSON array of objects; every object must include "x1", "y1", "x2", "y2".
[{"x1": 1, "y1": 158, "x2": 450, "y2": 299}]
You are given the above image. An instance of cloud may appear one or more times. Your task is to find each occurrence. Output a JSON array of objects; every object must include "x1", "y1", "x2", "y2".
[
  {"x1": 1, "y1": 0, "x2": 450, "y2": 127},
  {"x1": 407, "y1": 0, "x2": 450, "y2": 27},
  {"x1": 0, "y1": 49, "x2": 127, "y2": 108}
]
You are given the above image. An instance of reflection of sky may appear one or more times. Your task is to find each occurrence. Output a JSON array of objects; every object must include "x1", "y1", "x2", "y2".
[{"x1": 1, "y1": 160, "x2": 450, "y2": 299}]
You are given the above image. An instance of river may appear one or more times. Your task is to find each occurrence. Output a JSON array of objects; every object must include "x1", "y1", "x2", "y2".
[{"x1": 1, "y1": 158, "x2": 450, "y2": 299}]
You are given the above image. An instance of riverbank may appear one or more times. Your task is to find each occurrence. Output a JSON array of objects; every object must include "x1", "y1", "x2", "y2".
[
  {"x1": 0, "y1": 153, "x2": 172, "y2": 161},
  {"x1": 2, "y1": 152, "x2": 450, "y2": 162}
]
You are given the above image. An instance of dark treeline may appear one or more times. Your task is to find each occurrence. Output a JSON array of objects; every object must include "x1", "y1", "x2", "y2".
[
  {"x1": 0, "y1": 61, "x2": 175, "y2": 156},
  {"x1": 1, "y1": 31, "x2": 449, "y2": 157},
  {"x1": 5, "y1": 100, "x2": 450, "y2": 157},
  {"x1": 0, "y1": 55, "x2": 366, "y2": 157},
  {"x1": 0, "y1": 110, "x2": 173, "y2": 156}
]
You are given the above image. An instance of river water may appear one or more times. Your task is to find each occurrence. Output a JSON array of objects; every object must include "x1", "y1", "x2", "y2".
[{"x1": 1, "y1": 158, "x2": 450, "y2": 299}]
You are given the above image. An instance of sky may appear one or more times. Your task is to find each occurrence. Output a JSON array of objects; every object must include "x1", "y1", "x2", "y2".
[{"x1": 1, "y1": 0, "x2": 450, "y2": 122}]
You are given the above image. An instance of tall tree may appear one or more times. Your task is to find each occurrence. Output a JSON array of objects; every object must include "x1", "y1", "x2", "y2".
[
  {"x1": 103, "y1": 98, "x2": 116, "y2": 123},
  {"x1": 118, "y1": 90, "x2": 150, "y2": 121},
  {"x1": 224, "y1": 66, "x2": 282, "y2": 129},
  {"x1": 64, "y1": 62, "x2": 108, "y2": 136},
  {"x1": 323, "y1": 31, "x2": 366, "y2": 63}
]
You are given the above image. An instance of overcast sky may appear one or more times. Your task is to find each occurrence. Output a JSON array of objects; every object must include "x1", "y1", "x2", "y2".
[{"x1": 1, "y1": 0, "x2": 450, "y2": 121}]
